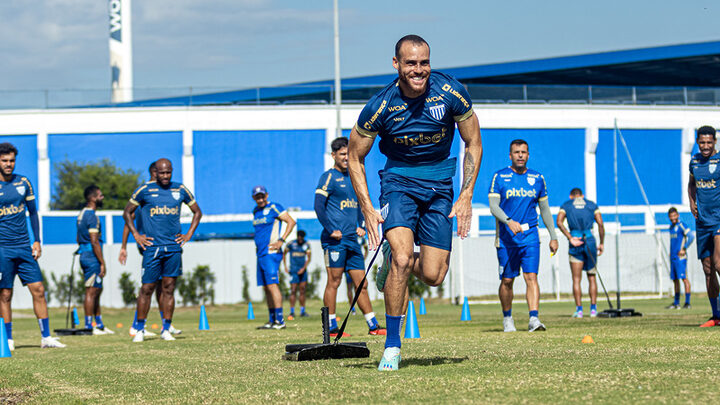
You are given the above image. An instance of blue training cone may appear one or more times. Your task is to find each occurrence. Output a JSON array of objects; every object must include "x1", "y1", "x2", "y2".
[
  {"x1": 404, "y1": 301, "x2": 421, "y2": 339},
  {"x1": 0, "y1": 317, "x2": 11, "y2": 358},
  {"x1": 247, "y1": 302, "x2": 255, "y2": 320},
  {"x1": 461, "y1": 297, "x2": 472, "y2": 321},
  {"x1": 419, "y1": 297, "x2": 427, "y2": 315},
  {"x1": 72, "y1": 307, "x2": 80, "y2": 327},
  {"x1": 199, "y1": 305, "x2": 210, "y2": 330}
]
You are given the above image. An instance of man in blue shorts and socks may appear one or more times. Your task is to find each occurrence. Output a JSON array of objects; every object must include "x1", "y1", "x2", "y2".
[
  {"x1": 123, "y1": 158, "x2": 202, "y2": 341},
  {"x1": 0, "y1": 142, "x2": 65, "y2": 350},
  {"x1": 348, "y1": 35, "x2": 483, "y2": 370},
  {"x1": 556, "y1": 188, "x2": 605, "y2": 318},
  {"x1": 489, "y1": 139, "x2": 558, "y2": 332},
  {"x1": 77, "y1": 185, "x2": 114, "y2": 334},
  {"x1": 687, "y1": 126, "x2": 720, "y2": 327},
  {"x1": 666, "y1": 207, "x2": 693, "y2": 309},
  {"x1": 346, "y1": 235, "x2": 369, "y2": 315},
  {"x1": 283, "y1": 230, "x2": 311, "y2": 320},
  {"x1": 316, "y1": 137, "x2": 386, "y2": 337},
  {"x1": 252, "y1": 186, "x2": 295, "y2": 330}
]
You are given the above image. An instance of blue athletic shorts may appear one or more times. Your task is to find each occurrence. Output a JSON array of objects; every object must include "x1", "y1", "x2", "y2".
[
  {"x1": 696, "y1": 225, "x2": 720, "y2": 260},
  {"x1": 497, "y1": 244, "x2": 540, "y2": 279},
  {"x1": 257, "y1": 253, "x2": 281, "y2": 286},
  {"x1": 80, "y1": 251, "x2": 103, "y2": 288},
  {"x1": 289, "y1": 267, "x2": 308, "y2": 284},
  {"x1": 323, "y1": 245, "x2": 365, "y2": 271},
  {"x1": 379, "y1": 172, "x2": 454, "y2": 251},
  {"x1": 670, "y1": 257, "x2": 687, "y2": 280},
  {"x1": 141, "y1": 246, "x2": 182, "y2": 285},
  {"x1": 0, "y1": 246, "x2": 42, "y2": 289},
  {"x1": 568, "y1": 238, "x2": 597, "y2": 272}
]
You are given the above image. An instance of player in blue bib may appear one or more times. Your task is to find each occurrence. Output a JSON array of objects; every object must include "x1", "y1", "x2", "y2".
[
  {"x1": 282, "y1": 230, "x2": 311, "y2": 319},
  {"x1": 556, "y1": 188, "x2": 605, "y2": 318},
  {"x1": 315, "y1": 137, "x2": 385, "y2": 337},
  {"x1": 252, "y1": 185, "x2": 296, "y2": 330},
  {"x1": 77, "y1": 185, "x2": 114, "y2": 335},
  {"x1": 348, "y1": 35, "x2": 483, "y2": 371},
  {"x1": 666, "y1": 207, "x2": 694, "y2": 309},
  {"x1": 489, "y1": 139, "x2": 558, "y2": 332},
  {"x1": 123, "y1": 158, "x2": 202, "y2": 342},
  {"x1": 0, "y1": 142, "x2": 64, "y2": 350}
]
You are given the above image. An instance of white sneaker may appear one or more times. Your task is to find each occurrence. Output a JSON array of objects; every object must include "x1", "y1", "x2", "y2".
[
  {"x1": 41, "y1": 336, "x2": 66, "y2": 348},
  {"x1": 503, "y1": 316, "x2": 516, "y2": 332},
  {"x1": 160, "y1": 330, "x2": 176, "y2": 341},
  {"x1": 528, "y1": 316, "x2": 546, "y2": 332},
  {"x1": 132, "y1": 330, "x2": 145, "y2": 343},
  {"x1": 92, "y1": 327, "x2": 108, "y2": 335},
  {"x1": 7, "y1": 339, "x2": 14, "y2": 351},
  {"x1": 168, "y1": 325, "x2": 182, "y2": 335},
  {"x1": 102, "y1": 327, "x2": 115, "y2": 335},
  {"x1": 130, "y1": 326, "x2": 156, "y2": 337},
  {"x1": 129, "y1": 326, "x2": 138, "y2": 337}
]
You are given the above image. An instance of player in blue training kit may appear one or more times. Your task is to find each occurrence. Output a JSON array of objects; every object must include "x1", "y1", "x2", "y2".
[
  {"x1": 252, "y1": 185, "x2": 296, "y2": 330},
  {"x1": 666, "y1": 207, "x2": 694, "y2": 309},
  {"x1": 687, "y1": 126, "x2": 720, "y2": 327},
  {"x1": 348, "y1": 35, "x2": 483, "y2": 371},
  {"x1": 123, "y1": 158, "x2": 202, "y2": 341},
  {"x1": 346, "y1": 235, "x2": 369, "y2": 315},
  {"x1": 557, "y1": 188, "x2": 605, "y2": 318},
  {"x1": 77, "y1": 185, "x2": 114, "y2": 335},
  {"x1": 0, "y1": 142, "x2": 65, "y2": 350},
  {"x1": 489, "y1": 139, "x2": 558, "y2": 332},
  {"x1": 282, "y1": 230, "x2": 311, "y2": 320},
  {"x1": 315, "y1": 137, "x2": 385, "y2": 337}
]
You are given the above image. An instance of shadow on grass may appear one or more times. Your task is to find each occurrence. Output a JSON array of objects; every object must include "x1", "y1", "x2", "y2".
[
  {"x1": 345, "y1": 356, "x2": 468, "y2": 369},
  {"x1": 14, "y1": 344, "x2": 40, "y2": 349}
]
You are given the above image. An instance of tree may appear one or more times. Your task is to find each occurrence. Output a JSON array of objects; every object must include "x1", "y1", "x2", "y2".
[
  {"x1": 118, "y1": 272, "x2": 137, "y2": 306},
  {"x1": 51, "y1": 159, "x2": 143, "y2": 210},
  {"x1": 177, "y1": 264, "x2": 216, "y2": 306}
]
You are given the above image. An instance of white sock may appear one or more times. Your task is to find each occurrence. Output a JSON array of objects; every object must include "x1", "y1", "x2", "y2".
[
  {"x1": 329, "y1": 314, "x2": 336, "y2": 320},
  {"x1": 364, "y1": 312, "x2": 375, "y2": 327}
]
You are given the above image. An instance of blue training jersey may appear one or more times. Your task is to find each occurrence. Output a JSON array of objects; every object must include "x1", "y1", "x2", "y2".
[
  {"x1": 285, "y1": 239, "x2": 310, "y2": 271},
  {"x1": 77, "y1": 207, "x2": 102, "y2": 245},
  {"x1": 0, "y1": 174, "x2": 36, "y2": 247},
  {"x1": 689, "y1": 152, "x2": 720, "y2": 228},
  {"x1": 129, "y1": 181, "x2": 196, "y2": 249},
  {"x1": 559, "y1": 197, "x2": 599, "y2": 239},
  {"x1": 253, "y1": 202, "x2": 286, "y2": 256},
  {"x1": 669, "y1": 221, "x2": 692, "y2": 258},
  {"x1": 354, "y1": 71, "x2": 473, "y2": 180},
  {"x1": 489, "y1": 167, "x2": 548, "y2": 247},
  {"x1": 315, "y1": 168, "x2": 363, "y2": 244}
]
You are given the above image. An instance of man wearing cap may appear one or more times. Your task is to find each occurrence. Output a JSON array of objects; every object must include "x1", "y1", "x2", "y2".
[{"x1": 252, "y1": 185, "x2": 296, "y2": 330}]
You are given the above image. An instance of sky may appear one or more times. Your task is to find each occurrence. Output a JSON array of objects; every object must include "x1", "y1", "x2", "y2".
[{"x1": 0, "y1": 0, "x2": 718, "y2": 94}]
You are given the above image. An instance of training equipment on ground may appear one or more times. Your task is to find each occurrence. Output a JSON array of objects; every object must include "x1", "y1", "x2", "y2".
[
  {"x1": 0, "y1": 317, "x2": 11, "y2": 358},
  {"x1": 283, "y1": 307, "x2": 369, "y2": 361},
  {"x1": 404, "y1": 301, "x2": 420, "y2": 339},
  {"x1": 461, "y1": 297, "x2": 471, "y2": 321},
  {"x1": 116, "y1": 323, "x2": 123, "y2": 328},
  {"x1": 199, "y1": 305, "x2": 210, "y2": 330},
  {"x1": 54, "y1": 251, "x2": 93, "y2": 336},
  {"x1": 247, "y1": 302, "x2": 255, "y2": 320},
  {"x1": 419, "y1": 297, "x2": 427, "y2": 315},
  {"x1": 581, "y1": 335, "x2": 595, "y2": 344}
]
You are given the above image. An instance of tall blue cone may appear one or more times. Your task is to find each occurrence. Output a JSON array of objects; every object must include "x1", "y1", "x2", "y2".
[
  {"x1": 404, "y1": 301, "x2": 421, "y2": 339},
  {"x1": 199, "y1": 305, "x2": 210, "y2": 330},
  {"x1": 247, "y1": 302, "x2": 255, "y2": 320},
  {"x1": 72, "y1": 307, "x2": 80, "y2": 327},
  {"x1": 419, "y1": 297, "x2": 427, "y2": 315},
  {"x1": 461, "y1": 296, "x2": 472, "y2": 321},
  {"x1": 0, "y1": 317, "x2": 11, "y2": 358}
]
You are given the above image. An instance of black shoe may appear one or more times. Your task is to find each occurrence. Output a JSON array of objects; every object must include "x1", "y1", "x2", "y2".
[
  {"x1": 683, "y1": 303, "x2": 692, "y2": 309},
  {"x1": 300, "y1": 312, "x2": 310, "y2": 317},
  {"x1": 256, "y1": 322, "x2": 273, "y2": 330}
]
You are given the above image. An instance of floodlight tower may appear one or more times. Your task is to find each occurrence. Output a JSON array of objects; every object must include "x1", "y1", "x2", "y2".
[{"x1": 108, "y1": 0, "x2": 133, "y2": 103}]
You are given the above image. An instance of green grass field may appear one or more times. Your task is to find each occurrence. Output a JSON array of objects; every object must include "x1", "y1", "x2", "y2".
[{"x1": 2, "y1": 297, "x2": 719, "y2": 404}]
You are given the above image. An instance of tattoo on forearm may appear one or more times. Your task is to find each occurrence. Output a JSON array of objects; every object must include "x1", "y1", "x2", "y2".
[{"x1": 461, "y1": 153, "x2": 475, "y2": 192}]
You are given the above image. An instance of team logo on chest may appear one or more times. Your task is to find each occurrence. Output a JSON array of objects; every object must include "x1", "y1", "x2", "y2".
[
  {"x1": 172, "y1": 191, "x2": 181, "y2": 200},
  {"x1": 709, "y1": 163, "x2": 717, "y2": 174},
  {"x1": 263, "y1": 207, "x2": 270, "y2": 216},
  {"x1": 15, "y1": 185, "x2": 25, "y2": 195},
  {"x1": 428, "y1": 104, "x2": 445, "y2": 120},
  {"x1": 527, "y1": 177, "x2": 535, "y2": 186}
]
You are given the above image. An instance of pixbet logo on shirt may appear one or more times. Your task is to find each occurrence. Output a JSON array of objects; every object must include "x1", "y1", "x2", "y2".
[
  {"x1": 505, "y1": 188, "x2": 537, "y2": 199},
  {"x1": 0, "y1": 203, "x2": 25, "y2": 216},
  {"x1": 696, "y1": 179, "x2": 717, "y2": 189},
  {"x1": 339, "y1": 198, "x2": 358, "y2": 210},
  {"x1": 149, "y1": 205, "x2": 180, "y2": 217}
]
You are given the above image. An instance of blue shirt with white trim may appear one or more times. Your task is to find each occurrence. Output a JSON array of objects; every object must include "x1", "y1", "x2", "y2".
[
  {"x1": 253, "y1": 202, "x2": 286, "y2": 256},
  {"x1": 129, "y1": 181, "x2": 195, "y2": 249},
  {"x1": 669, "y1": 221, "x2": 693, "y2": 259},
  {"x1": 315, "y1": 168, "x2": 363, "y2": 245},
  {"x1": 689, "y1": 152, "x2": 720, "y2": 228},
  {"x1": 285, "y1": 239, "x2": 310, "y2": 272},
  {"x1": 0, "y1": 174, "x2": 36, "y2": 247},
  {"x1": 559, "y1": 197, "x2": 598, "y2": 239},
  {"x1": 77, "y1": 207, "x2": 102, "y2": 245},
  {"x1": 489, "y1": 167, "x2": 548, "y2": 247}
]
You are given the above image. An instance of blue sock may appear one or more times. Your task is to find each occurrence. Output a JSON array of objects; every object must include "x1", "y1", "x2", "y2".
[
  {"x1": 367, "y1": 316, "x2": 379, "y2": 329},
  {"x1": 674, "y1": 293, "x2": 680, "y2": 306},
  {"x1": 268, "y1": 309, "x2": 275, "y2": 323},
  {"x1": 529, "y1": 310, "x2": 539, "y2": 318},
  {"x1": 38, "y1": 318, "x2": 50, "y2": 338},
  {"x1": 301, "y1": 306, "x2": 306, "y2": 315},
  {"x1": 274, "y1": 308, "x2": 284, "y2": 324},
  {"x1": 5, "y1": 322, "x2": 11, "y2": 340},
  {"x1": 576, "y1": 306, "x2": 583, "y2": 312},
  {"x1": 290, "y1": 307, "x2": 295, "y2": 315},
  {"x1": 590, "y1": 304, "x2": 597, "y2": 312},
  {"x1": 85, "y1": 315, "x2": 93, "y2": 329},
  {"x1": 136, "y1": 319, "x2": 146, "y2": 331},
  {"x1": 710, "y1": 297, "x2": 720, "y2": 318},
  {"x1": 329, "y1": 315, "x2": 338, "y2": 330},
  {"x1": 685, "y1": 293, "x2": 691, "y2": 304},
  {"x1": 162, "y1": 318, "x2": 172, "y2": 332},
  {"x1": 132, "y1": 310, "x2": 138, "y2": 329},
  {"x1": 94, "y1": 315, "x2": 104, "y2": 329},
  {"x1": 159, "y1": 310, "x2": 164, "y2": 320},
  {"x1": 502, "y1": 309, "x2": 512, "y2": 317},
  {"x1": 385, "y1": 314, "x2": 402, "y2": 349}
]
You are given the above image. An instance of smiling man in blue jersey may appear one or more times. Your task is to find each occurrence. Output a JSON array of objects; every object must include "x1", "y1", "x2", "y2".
[
  {"x1": 77, "y1": 185, "x2": 114, "y2": 335},
  {"x1": 489, "y1": 139, "x2": 558, "y2": 332},
  {"x1": 666, "y1": 207, "x2": 694, "y2": 310},
  {"x1": 348, "y1": 35, "x2": 483, "y2": 371},
  {"x1": 316, "y1": 137, "x2": 385, "y2": 337},
  {"x1": 123, "y1": 158, "x2": 202, "y2": 342},
  {"x1": 252, "y1": 186, "x2": 296, "y2": 330},
  {"x1": 0, "y1": 142, "x2": 65, "y2": 350},
  {"x1": 688, "y1": 125, "x2": 720, "y2": 327},
  {"x1": 282, "y1": 230, "x2": 311, "y2": 320},
  {"x1": 556, "y1": 188, "x2": 605, "y2": 318}
]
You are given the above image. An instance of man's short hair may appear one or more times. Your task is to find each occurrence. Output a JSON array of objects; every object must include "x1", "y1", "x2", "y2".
[
  {"x1": 570, "y1": 188, "x2": 583, "y2": 197},
  {"x1": 395, "y1": 34, "x2": 430, "y2": 59},
  {"x1": 149, "y1": 161, "x2": 157, "y2": 175},
  {"x1": 84, "y1": 185, "x2": 100, "y2": 201},
  {"x1": 668, "y1": 207, "x2": 678, "y2": 215},
  {"x1": 0, "y1": 142, "x2": 18, "y2": 157},
  {"x1": 331, "y1": 137, "x2": 348, "y2": 153},
  {"x1": 697, "y1": 126, "x2": 717, "y2": 140},
  {"x1": 297, "y1": 230, "x2": 306, "y2": 238},
  {"x1": 509, "y1": 139, "x2": 528, "y2": 152}
]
